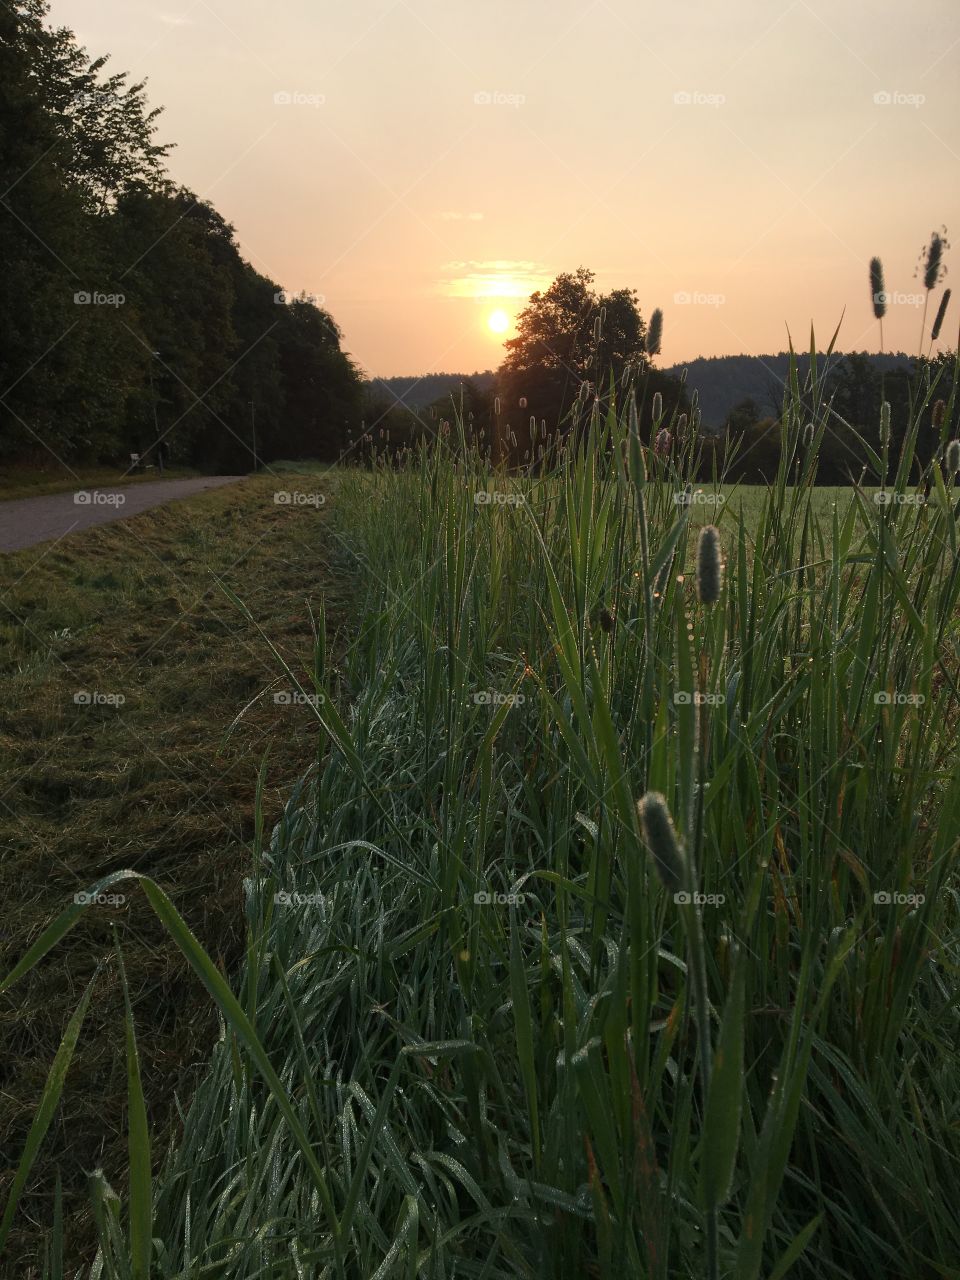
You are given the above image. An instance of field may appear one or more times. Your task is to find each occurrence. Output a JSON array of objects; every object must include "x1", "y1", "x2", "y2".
[{"x1": 3, "y1": 386, "x2": 960, "y2": 1278}]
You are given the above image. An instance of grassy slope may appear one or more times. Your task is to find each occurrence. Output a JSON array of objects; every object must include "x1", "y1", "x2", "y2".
[{"x1": 0, "y1": 472, "x2": 349, "y2": 1273}]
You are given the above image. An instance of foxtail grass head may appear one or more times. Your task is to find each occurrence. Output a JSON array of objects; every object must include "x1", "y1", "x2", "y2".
[
  {"x1": 870, "y1": 257, "x2": 886, "y2": 319},
  {"x1": 931, "y1": 288, "x2": 952, "y2": 342},
  {"x1": 946, "y1": 440, "x2": 960, "y2": 474},
  {"x1": 652, "y1": 391, "x2": 663, "y2": 423},
  {"x1": 921, "y1": 230, "x2": 947, "y2": 292},
  {"x1": 696, "y1": 525, "x2": 723, "y2": 605},
  {"x1": 654, "y1": 427, "x2": 672, "y2": 457},
  {"x1": 932, "y1": 399, "x2": 946, "y2": 430},
  {"x1": 638, "y1": 791, "x2": 686, "y2": 893},
  {"x1": 880, "y1": 401, "x2": 891, "y2": 448}
]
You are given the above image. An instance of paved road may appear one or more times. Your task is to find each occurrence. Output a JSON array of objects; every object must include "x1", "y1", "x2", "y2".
[{"x1": 0, "y1": 476, "x2": 245, "y2": 553}]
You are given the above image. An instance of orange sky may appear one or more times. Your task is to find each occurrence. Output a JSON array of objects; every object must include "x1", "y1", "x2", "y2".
[{"x1": 50, "y1": 0, "x2": 960, "y2": 376}]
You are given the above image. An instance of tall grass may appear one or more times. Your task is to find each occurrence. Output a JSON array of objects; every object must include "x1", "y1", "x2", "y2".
[{"x1": 5, "y1": 345, "x2": 960, "y2": 1278}]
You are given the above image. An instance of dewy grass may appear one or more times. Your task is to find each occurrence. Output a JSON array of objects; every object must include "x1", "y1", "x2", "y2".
[{"x1": 4, "y1": 345, "x2": 960, "y2": 1279}]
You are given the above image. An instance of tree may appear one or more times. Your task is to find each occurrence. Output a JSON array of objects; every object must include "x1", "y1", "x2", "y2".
[
  {"x1": 496, "y1": 268, "x2": 684, "y2": 463},
  {"x1": 0, "y1": 1, "x2": 363, "y2": 470}
]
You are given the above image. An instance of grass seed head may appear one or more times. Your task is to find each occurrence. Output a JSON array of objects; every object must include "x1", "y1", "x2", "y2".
[
  {"x1": 946, "y1": 440, "x2": 960, "y2": 473},
  {"x1": 931, "y1": 288, "x2": 952, "y2": 342},
  {"x1": 696, "y1": 524, "x2": 723, "y2": 605},
  {"x1": 870, "y1": 257, "x2": 886, "y2": 318},
  {"x1": 638, "y1": 791, "x2": 686, "y2": 893}
]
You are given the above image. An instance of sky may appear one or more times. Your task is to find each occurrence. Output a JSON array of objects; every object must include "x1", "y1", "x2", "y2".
[{"x1": 47, "y1": 0, "x2": 960, "y2": 377}]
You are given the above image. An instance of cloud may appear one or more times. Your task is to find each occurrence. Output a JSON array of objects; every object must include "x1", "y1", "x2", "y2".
[{"x1": 438, "y1": 260, "x2": 552, "y2": 299}]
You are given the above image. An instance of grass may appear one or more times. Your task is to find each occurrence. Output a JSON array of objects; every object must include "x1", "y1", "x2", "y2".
[
  {"x1": 4, "y1": 351, "x2": 960, "y2": 1278},
  {"x1": 0, "y1": 464, "x2": 202, "y2": 503},
  {"x1": 0, "y1": 473, "x2": 350, "y2": 1274}
]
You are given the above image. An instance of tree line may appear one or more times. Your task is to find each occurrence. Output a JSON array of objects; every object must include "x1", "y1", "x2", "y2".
[{"x1": 0, "y1": 0, "x2": 362, "y2": 473}]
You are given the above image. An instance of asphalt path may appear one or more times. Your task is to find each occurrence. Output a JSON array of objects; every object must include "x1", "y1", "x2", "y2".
[{"x1": 0, "y1": 476, "x2": 244, "y2": 553}]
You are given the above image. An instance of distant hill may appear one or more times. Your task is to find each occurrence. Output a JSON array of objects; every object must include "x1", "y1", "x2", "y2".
[
  {"x1": 365, "y1": 354, "x2": 928, "y2": 430},
  {"x1": 665, "y1": 352, "x2": 915, "y2": 430},
  {"x1": 364, "y1": 371, "x2": 496, "y2": 411}
]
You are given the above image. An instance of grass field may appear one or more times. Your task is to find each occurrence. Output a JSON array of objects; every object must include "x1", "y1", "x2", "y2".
[
  {"x1": 3, "y1": 373, "x2": 960, "y2": 1278},
  {"x1": 0, "y1": 473, "x2": 350, "y2": 1272}
]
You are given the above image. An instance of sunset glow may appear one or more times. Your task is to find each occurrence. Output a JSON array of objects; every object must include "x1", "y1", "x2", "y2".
[
  {"x1": 487, "y1": 308, "x2": 510, "y2": 334},
  {"x1": 41, "y1": 0, "x2": 960, "y2": 379}
]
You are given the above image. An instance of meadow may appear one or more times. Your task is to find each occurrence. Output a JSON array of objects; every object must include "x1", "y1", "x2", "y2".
[{"x1": 3, "y1": 358, "x2": 960, "y2": 1278}]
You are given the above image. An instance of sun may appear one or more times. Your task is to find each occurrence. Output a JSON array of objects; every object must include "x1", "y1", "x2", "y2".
[{"x1": 487, "y1": 308, "x2": 510, "y2": 334}]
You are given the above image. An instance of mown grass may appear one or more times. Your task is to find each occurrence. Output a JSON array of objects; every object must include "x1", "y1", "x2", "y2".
[
  {"x1": 0, "y1": 474, "x2": 350, "y2": 1274},
  {"x1": 5, "y1": 351, "x2": 960, "y2": 1279}
]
